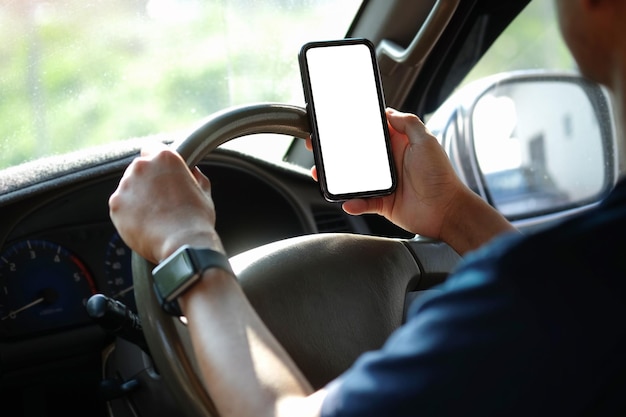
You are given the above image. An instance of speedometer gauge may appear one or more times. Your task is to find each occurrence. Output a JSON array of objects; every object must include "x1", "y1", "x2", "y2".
[{"x1": 0, "y1": 240, "x2": 97, "y2": 339}]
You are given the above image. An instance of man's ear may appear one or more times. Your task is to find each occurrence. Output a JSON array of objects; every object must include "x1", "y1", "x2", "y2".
[
  {"x1": 578, "y1": 0, "x2": 620, "y2": 29},
  {"x1": 581, "y1": 0, "x2": 622, "y2": 13}
]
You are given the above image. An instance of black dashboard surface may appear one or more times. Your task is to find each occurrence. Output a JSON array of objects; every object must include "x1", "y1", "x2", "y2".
[{"x1": 0, "y1": 143, "x2": 412, "y2": 415}]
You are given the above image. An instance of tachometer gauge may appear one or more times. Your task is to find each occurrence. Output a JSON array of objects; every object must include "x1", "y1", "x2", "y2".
[
  {"x1": 104, "y1": 232, "x2": 136, "y2": 312},
  {"x1": 0, "y1": 240, "x2": 97, "y2": 339}
]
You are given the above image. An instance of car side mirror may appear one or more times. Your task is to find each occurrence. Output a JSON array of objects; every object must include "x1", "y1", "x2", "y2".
[{"x1": 429, "y1": 72, "x2": 616, "y2": 221}]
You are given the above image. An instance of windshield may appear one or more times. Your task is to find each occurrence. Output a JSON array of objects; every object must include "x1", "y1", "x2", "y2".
[{"x1": 0, "y1": 0, "x2": 362, "y2": 169}]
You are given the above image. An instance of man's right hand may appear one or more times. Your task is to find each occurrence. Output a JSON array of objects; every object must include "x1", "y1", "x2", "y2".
[{"x1": 307, "y1": 108, "x2": 517, "y2": 254}]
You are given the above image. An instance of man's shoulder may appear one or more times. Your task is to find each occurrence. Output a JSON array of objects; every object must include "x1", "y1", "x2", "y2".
[
  {"x1": 460, "y1": 180, "x2": 626, "y2": 280},
  {"x1": 430, "y1": 184, "x2": 626, "y2": 330}
]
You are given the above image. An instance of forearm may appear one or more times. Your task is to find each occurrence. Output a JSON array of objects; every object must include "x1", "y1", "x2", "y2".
[
  {"x1": 440, "y1": 187, "x2": 518, "y2": 256},
  {"x1": 109, "y1": 147, "x2": 324, "y2": 415},
  {"x1": 179, "y1": 269, "x2": 325, "y2": 417}
]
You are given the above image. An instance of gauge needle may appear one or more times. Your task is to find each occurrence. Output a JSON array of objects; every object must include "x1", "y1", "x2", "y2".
[
  {"x1": 1, "y1": 297, "x2": 44, "y2": 320},
  {"x1": 1, "y1": 288, "x2": 59, "y2": 321},
  {"x1": 113, "y1": 285, "x2": 134, "y2": 298}
]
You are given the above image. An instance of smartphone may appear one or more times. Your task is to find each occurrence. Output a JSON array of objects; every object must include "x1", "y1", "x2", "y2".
[{"x1": 299, "y1": 38, "x2": 396, "y2": 202}]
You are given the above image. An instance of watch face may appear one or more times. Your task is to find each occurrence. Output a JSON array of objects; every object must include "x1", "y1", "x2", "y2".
[
  {"x1": 152, "y1": 245, "x2": 233, "y2": 304},
  {"x1": 152, "y1": 247, "x2": 197, "y2": 301}
]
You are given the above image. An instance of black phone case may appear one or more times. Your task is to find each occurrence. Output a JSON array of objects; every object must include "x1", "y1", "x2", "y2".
[{"x1": 298, "y1": 38, "x2": 397, "y2": 202}]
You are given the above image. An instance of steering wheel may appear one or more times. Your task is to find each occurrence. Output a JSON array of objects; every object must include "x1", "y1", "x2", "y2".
[{"x1": 132, "y1": 103, "x2": 461, "y2": 417}]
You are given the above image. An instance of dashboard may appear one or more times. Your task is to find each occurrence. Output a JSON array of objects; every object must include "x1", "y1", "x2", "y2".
[{"x1": 0, "y1": 144, "x2": 412, "y2": 415}]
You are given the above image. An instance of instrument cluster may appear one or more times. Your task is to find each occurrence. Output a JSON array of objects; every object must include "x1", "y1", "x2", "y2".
[
  {"x1": 0, "y1": 227, "x2": 134, "y2": 340},
  {"x1": 0, "y1": 157, "x2": 317, "y2": 341}
]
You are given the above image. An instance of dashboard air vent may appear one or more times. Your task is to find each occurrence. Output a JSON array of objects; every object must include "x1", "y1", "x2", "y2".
[{"x1": 313, "y1": 208, "x2": 353, "y2": 233}]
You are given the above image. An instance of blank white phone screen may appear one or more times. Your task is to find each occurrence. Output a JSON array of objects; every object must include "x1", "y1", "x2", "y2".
[{"x1": 306, "y1": 43, "x2": 393, "y2": 197}]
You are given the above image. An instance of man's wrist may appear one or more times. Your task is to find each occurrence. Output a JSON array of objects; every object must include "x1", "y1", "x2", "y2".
[
  {"x1": 440, "y1": 189, "x2": 517, "y2": 255},
  {"x1": 158, "y1": 229, "x2": 224, "y2": 263},
  {"x1": 152, "y1": 244, "x2": 233, "y2": 315}
]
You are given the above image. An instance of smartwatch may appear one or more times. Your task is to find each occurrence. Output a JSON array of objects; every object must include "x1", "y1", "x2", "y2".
[{"x1": 152, "y1": 244, "x2": 234, "y2": 316}]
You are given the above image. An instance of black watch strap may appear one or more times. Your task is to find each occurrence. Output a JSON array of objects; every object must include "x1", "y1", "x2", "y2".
[{"x1": 152, "y1": 245, "x2": 234, "y2": 316}]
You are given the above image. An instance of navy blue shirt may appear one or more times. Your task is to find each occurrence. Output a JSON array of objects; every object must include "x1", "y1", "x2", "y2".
[{"x1": 322, "y1": 180, "x2": 626, "y2": 416}]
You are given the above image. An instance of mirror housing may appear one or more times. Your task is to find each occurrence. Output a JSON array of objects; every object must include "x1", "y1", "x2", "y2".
[{"x1": 427, "y1": 71, "x2": 616, "y2": 224}]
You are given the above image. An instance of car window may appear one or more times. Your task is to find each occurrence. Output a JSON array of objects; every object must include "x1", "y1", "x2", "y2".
[
  {"x1": 461, "y1": 1, "x2": 576, "y2": 85},
  {"x1": 0, "y1": 0, "x2": 362, "y2": 169},
  {"x1": 440, "y1": 1, "x2": 611, "y2": 219}
]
